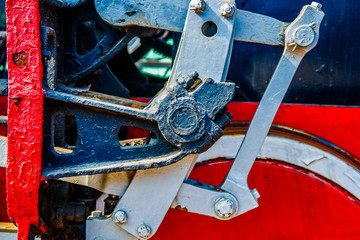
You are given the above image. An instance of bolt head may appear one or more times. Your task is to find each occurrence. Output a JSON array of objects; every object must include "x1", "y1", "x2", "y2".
[
  {"x1": 311, "y1": 2, "x2": 322, "y2": 9},
  {"x1": 220, "y1": 3, "x2": 235, "y2": 18},
  {"x1": 293, "y1": 25, "x2": 315, "y2": 47},
  {"x1": 189, "y1": 0, "x2": 206, "y2": 14},
  {"x1": 113, "y1": 210, "x2": 127, "y2": 224},
  {"x1": 214, "y1": 197, "x2": 236, "y2": 218},
  {"x1": 137, "y1": 224, "x2": 152, "y2": 239}
]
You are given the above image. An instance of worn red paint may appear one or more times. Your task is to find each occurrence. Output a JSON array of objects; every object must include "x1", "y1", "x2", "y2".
[
  {"x1": 154, "y1": 160, "x2": 360, "y2": 239},
  {"x1": 6, "y1": 0, "x2": 44, "y2": 238},
  {"x1": 228, "y1": 102, "x2": 360, "y2": 160}
]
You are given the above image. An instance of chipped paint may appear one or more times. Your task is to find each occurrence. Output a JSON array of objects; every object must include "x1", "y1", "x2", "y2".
[{"x1": 6, "y1": 0, "x2": 44, "y2": 238}]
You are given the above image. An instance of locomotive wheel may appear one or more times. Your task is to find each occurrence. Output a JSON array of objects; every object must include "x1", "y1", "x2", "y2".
[{"x1": 152, "y1": 125, "x2": 360, "y2": 239}]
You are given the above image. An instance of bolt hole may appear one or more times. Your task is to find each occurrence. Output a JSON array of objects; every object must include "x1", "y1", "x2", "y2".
[{"x1": 201, "y1": 21, "x2": 217, "y2": 37}]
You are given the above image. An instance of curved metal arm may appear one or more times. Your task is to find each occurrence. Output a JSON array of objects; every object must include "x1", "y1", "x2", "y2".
[{"x1": 220, "y1": 3, "x2": 325, "y2": 216}]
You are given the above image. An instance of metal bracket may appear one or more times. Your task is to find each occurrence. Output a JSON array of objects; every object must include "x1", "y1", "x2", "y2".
[
  {"x1": 168, "y1": 0, "x2": 236, "y2": 83},
  {"x1": 219, "y1": 3, "x2": 324, "y2": 216},
  {"x1": 86, "y1": 155, "x2": 198, "y2": 239},
  {"x1": 95, "y1": 0, "x2": 288, "y2": 46}
]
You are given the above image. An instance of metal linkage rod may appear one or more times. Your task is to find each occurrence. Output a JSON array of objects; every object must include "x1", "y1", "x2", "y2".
[{"x1": 220, "y1": 2, "x2": 325, "y2": 215}]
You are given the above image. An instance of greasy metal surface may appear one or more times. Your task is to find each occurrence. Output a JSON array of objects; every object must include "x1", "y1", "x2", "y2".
[
  {"x1": 42, "y1": 72, "x2": 234, "y2": 178},
  {"x1": 58, "y1": 0, "x2": 134, "y2": 85},
  {"x1": 40, "y1": 0, "x2": 88, "y2": 8},
  {"x1": 40, "y1": 26, "x2": 57, "y2": 90},
  {"x1": 95, "y1": 0, "x2": 287, "y2": 46},
  {"x1": 40, "y1": 0, "x2": 235, "y2": 179}
]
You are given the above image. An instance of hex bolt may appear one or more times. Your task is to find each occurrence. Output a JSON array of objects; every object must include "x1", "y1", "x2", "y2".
[
  {"x1": 137, "y1": 224, "x2": 152, "y2": 239},
  {"x1": 189, "y1": 0, "x2": 206, "y2": 14},
  {"x1": 311, "y1": 2, "x2": 322, "y2": 9},
  {"x1": 177, "y1": 72, "x2": 198, "y2": 90},
  {"x1": 220, "y1": 3, "x2": 235, "y2": 18},
  {"x1": 293, "y1": 25, "x2": 315, "y2": 47},
  {"x1": 214, "y1": 197, "x2": 236, "y2": 219},
  {"x1": 113, "y1": 210, "x2": 127, "y2": 224}
]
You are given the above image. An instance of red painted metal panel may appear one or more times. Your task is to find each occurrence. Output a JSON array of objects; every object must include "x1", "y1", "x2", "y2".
[
  {"x1": 5, "y1": 0, "x2": 44, "y2": 239},
  {"x1": 228, "y1": 102, "x2": 360, "y2": 160},
  {"x1": 154, "y1": 160, "x2": 360, "y2": 239}
]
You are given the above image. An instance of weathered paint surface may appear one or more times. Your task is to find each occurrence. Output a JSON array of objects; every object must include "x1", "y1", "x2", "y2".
[
  {"x1": 6, "y1": 0, "x2": 44, "y2": 238},
  {"x1": 154, "y1": 159, "x2": 360, "y2": 239}
]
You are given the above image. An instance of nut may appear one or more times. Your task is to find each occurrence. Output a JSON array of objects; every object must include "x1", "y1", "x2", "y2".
[
  {"x1": 214, "y1": 197, "x2": 236, "y2": 218},
  {"x1": 220, "y1": 3, "x2": 235, "y2": 18},
  {"x1": 189, "y1": 0, "x2": 206, "y2": 14},
  {"x1": 293, "y1": 25, "x2": 315, "y2": 47},
  {"x1": 137, "y1": 224, "x2": 152, "y2": 239},
  {"x1": 113, "y1": 210, "x2": 127, "y2": 224}
]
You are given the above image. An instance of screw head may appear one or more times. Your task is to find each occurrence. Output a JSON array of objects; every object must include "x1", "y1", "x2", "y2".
[
  {"x1": 113, "y1": 210, "x2": 127, "y2": 224},
  {"x1": 189, "y1": 0, "x2": 206, "y2": 14},
  {"x1": 311, "y1": 2, "x2": 322, "y2": 9},
  {"x1": 293, "y1": 25, "x2": 315, "y2": 47},
  {"x1": 214, "y1": 197, "x2": 236, "y2": 218},
  {"x1": 220, "y1": 3, "x2": 235, "y2": 18},
  {"x1": 137, "y1": 224, "x2": 152, "y2": 239}
]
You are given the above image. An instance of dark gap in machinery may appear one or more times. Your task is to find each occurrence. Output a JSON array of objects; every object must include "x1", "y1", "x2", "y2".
[
  {"x1": 118, "y1": 126, "x2": 157, "y2": 147},
  {"x1": 53, "y1": 113, "x2": 77, "y2": 154}
]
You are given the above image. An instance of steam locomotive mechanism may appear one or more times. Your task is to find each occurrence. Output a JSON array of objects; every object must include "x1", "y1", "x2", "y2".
[{"x1": 1, "y1": 0, "x2": 329, "y2": 239}]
